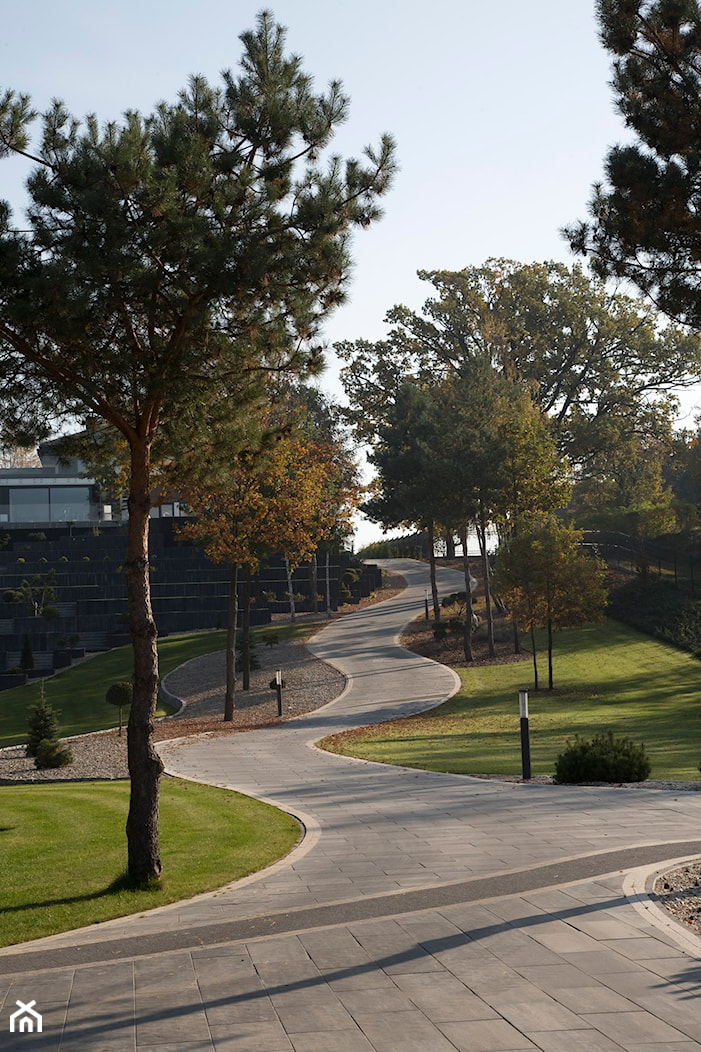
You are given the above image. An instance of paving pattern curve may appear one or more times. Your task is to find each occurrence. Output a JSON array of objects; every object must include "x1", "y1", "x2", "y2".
[{"x1": 2, "y1": 558, "x2": 701, "y2": 1051}]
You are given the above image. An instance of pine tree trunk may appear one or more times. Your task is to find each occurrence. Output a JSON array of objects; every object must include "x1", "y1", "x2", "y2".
[
  {"x1": 478, "y1": 501, "x2": 495, "y2": 658},
  {"x1": 445, "y1": 531, "x2": 456, "y2": 559},
  {"x1": 547, "y1": 618, "x2": 554, "y2": 690},
  {"x1": 428, "y1": 522, "x2": 440, "y2": 620},
  {"x1": 460, "y1": 525, "x2": 474, "y2": 662},
  {"x1": 224, "y1": 563, "x2": 238, "y2": 721},
  {"x1": 125, "y1": 437, "x2": 163, "y2": 885},
  {"x1": 512, "y1": 621, "x2": 521, "y2": 655},
  {"x1": 530, "y1": 625, "x2": 539, "y2": 691}
]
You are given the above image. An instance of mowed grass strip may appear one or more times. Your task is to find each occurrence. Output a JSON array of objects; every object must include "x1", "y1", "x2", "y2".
[
  {"x1": 0, "y1": 622, "x2": 315, "y2": 748},
  {"x1": 0, "y1": 776, "x2": 300, "y2": 947},
  {"x1": 321, "y1": 620, "x2": 701, "y2": 781}
]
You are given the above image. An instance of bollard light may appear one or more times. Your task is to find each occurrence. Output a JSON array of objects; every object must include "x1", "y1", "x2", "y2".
[
  {"x1": 519, "y1": 689, "x2": 531, "y2": 780},
  {"x1": 275, "y1": 669, "x2": 283, "y2": 717}
]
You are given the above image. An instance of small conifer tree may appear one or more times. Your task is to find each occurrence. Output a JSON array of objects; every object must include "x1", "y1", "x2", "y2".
[{"x1": 26, "y1": 680, "x2": 60, "y2": 757}]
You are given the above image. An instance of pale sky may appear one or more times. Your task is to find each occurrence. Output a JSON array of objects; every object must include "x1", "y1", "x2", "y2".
[{"x1": 2, "y1": 1, "x2": 697, "y2": 546}]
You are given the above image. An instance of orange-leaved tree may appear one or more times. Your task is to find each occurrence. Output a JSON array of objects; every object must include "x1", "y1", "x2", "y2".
[{"x1": 180, "y1": 426, "x2": 360, "y2": 719}]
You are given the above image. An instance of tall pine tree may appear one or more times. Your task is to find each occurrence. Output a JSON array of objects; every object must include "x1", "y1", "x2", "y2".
[
  {"x1": 0, "y1": 12, "x2": 395, "y2": 883},
  {"x1": 566, "y1": 0, "x2": 701, "y2": 328}
]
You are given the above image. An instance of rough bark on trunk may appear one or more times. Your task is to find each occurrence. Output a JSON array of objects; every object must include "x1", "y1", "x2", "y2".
[
  {"x1": 224, "y1": 563, "x2": 238, "y2": 721},
  {"x1": 428, "y1": 522, "x2": 440, "y2": 621},
  {"x1": 478, "y1": 501, "x2": 495, "y2": 658},
  {"x1": 125, "y1": 437, "x2": 164, "y2": 885},
  {"x1": 459, "y1": 524, "x2": 474, "y2": 663},
  {"x1": 445, "y1": 531, "x2": 456, "y2": 559}
]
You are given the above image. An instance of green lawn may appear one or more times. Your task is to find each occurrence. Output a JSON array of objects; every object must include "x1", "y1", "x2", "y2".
[
  {"x1": 0, "y1": 776, "x2": 300, "y2": 947},
  {"x1": 322, "y1": 620, "x2": 701, "y2": 781},
  {"x1": 0, "y1": 622, "x2": 314, "y2": 747}
]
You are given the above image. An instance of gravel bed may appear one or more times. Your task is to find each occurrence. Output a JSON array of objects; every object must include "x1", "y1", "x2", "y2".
[
  {"x1": 654, "y1": 862, "x2": 701, "y2": 939},
  {"x1": 0, "y1": 636, "x2": 345, "y2": 784}
]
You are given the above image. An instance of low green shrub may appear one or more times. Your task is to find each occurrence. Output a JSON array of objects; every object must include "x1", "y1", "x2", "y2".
[
  {"x1": 433, "y1": 622, "x2": 448, "y2": 640},
  {"x1": 555, "y1": 730, "x2": 651, "y2": 784}
]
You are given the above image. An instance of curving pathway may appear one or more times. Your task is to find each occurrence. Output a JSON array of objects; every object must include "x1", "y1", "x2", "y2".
[{"x1": 2, "y1": 559, "x2": 701, "y2": 1051}]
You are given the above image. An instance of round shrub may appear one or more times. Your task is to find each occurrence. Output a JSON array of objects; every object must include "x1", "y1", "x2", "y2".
[
  {"x1": 433, "y1": 622, "x2": 448, "y2": 641},
  {"x1": 555, "y1": 730, "x2": 651, "y2": 784},
  {"x1": 106, "y1": 681, "x2": 133, "y2": 736}
]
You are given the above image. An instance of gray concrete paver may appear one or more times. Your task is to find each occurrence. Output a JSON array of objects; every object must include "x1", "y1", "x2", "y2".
[{"x1": 2, "y1": 560, "x2": 701, "y2": 1050}]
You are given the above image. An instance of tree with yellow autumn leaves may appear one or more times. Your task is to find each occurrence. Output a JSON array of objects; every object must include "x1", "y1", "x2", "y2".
[{"x1": 180, "y1": 401, "x2": 360, "y2": 720}]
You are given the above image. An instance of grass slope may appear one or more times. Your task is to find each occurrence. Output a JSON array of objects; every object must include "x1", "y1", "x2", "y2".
[
  {"x1": 0, "y1": 623, "x2": 311, "y2": 747},
  {"x1": 322, "y1": 620, "x2": 701, "y2": 781},
  {"x1": 0, "y1": 777, "x2": 299, "y2": 947}
]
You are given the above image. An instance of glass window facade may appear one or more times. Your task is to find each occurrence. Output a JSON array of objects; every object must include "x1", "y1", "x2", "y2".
[{"x1": 8, "y1": 486, "x2": 93, "y2": 523}]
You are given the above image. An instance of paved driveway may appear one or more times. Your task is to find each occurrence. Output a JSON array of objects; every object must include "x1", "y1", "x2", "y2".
[{"x1": 2, "y1": 559, "x2": 701, "y2": 1051}]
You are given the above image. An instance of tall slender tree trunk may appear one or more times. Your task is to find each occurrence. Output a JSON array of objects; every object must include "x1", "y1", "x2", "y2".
[
  {"x1": 125, "y1": 437, "x2": 163, "y2": 885},
  {"x1": 445, "y1": 531, "x2": 456, "y2": 560},
  {"x1": 224, "y1": 563, "x2": 238, "y2": 721},
  {"x1": 459, "y1": 524, "x2": 474, "y2": 662},
  {"x1": 285, "y1": 552, "x2": 296, "y2": 622},
  {"x1": 311, "y1": 553, "x2": 318, "y2": 614},
  {"x1": 530, "y1": 625, "x2": 539, "y2": 691},
  {"x1": 478, "y1": 500, "x2": 495, "y2": 658},
  {"x1": 547, "y1": 618, "x2": 554, "y2": 690},
  {"x1": 428, "y1": 521, "x2": 440, "y2": 620},
  {"x1": 325, "y1": 549, "x2": 332, "y2": 617},
  {"x1": 242, "y1": 570, "x2": 252, "y2": 691}
]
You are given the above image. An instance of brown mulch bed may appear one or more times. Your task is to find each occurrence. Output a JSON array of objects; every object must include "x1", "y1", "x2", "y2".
[{"x1": 400, "y1": 617, "x2": 530, "y2": 668}]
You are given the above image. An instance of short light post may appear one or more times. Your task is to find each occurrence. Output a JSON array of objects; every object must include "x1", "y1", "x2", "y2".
[
  {"x1": 519, "y1": 689, "x2": 531, "y2": 781},
  {"x1": 424, "y1": 588, "x2": 429, "y2": 621},
  {"x1": 275, "y1": 669, "x2": 283, "y2": 717}
]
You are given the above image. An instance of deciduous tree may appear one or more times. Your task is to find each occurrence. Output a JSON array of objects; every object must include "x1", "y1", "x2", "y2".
[
  {"x1": 180, "y1": 417, "x2": 360, "y2": 718},
  {"x1": 493, "y1": 515, "x2": 608, "y2": 690},
  {"x1": 338, "y1": 261, "x2": 701, "y2": 468}
]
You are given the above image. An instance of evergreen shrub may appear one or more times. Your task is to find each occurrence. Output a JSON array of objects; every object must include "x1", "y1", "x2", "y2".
[
  {"x1": 555, "y1": 730, "x2": 650, "y2": 784},
  {"x1": 26, "y1": 689, "x2": 61, "y2": 758}
]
